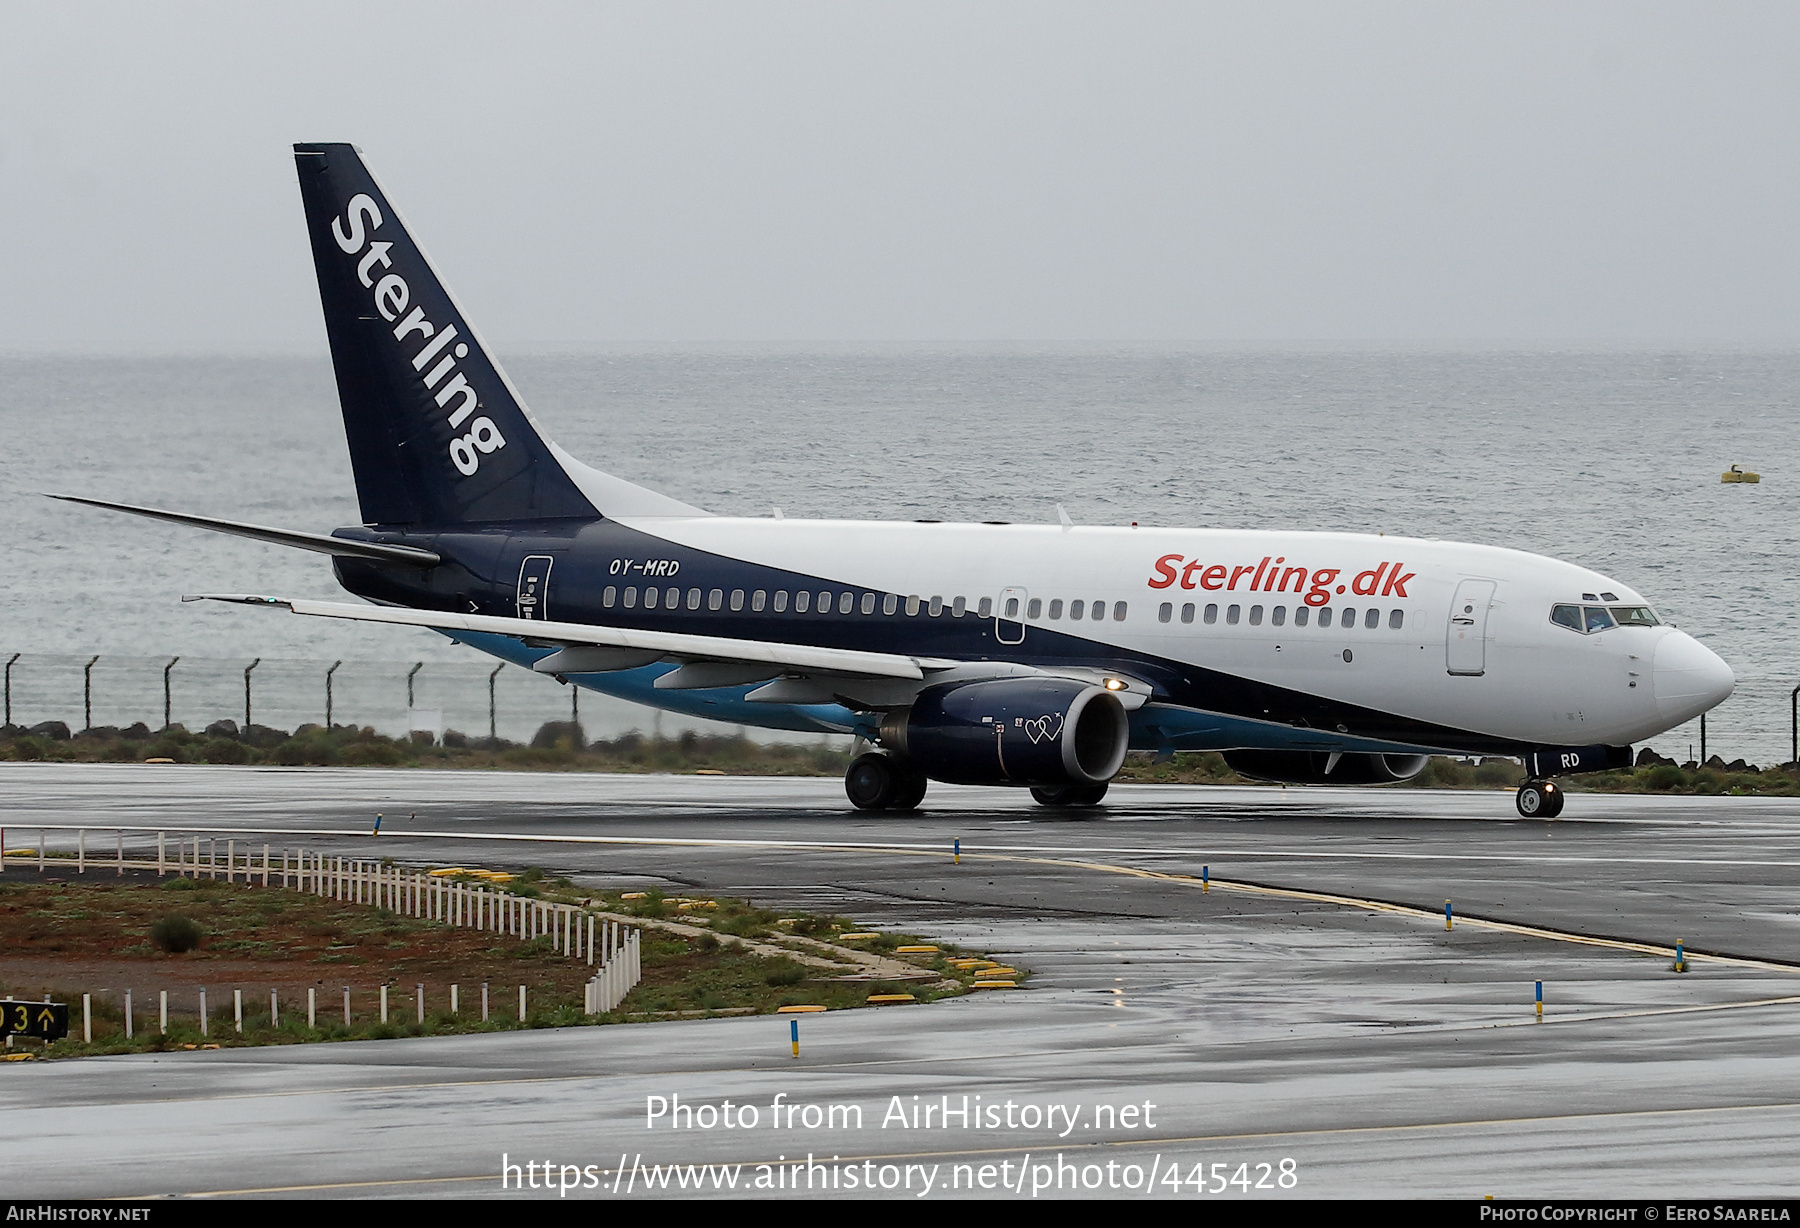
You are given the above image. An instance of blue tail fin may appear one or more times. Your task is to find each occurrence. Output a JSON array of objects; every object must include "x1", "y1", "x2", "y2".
[{"x1": 294, "y1": 143, "x2": 603, "y2": 527}]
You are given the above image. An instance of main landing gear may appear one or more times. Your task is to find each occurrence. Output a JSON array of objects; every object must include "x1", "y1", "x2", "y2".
[
  {"x1": 1030, "y1": 783, "x2": 1109, "y2": 807},
  {"x1": 845, "y1": 753, "x2": 929, "y2": 811},
  {"x1": 1515, "y1": 779, "x2": 1564, "y2": 819}
]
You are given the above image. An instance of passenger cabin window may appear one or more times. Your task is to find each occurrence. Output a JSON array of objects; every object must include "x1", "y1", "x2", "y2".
[
  {"x1": 687, "y1": 588, "x2": 702, "y2": 610},
  {"x1": 981, "y1": 597, "x2": 996, "y2": 619},
  {"x1": 1388, "y1": 609, "x2": 1404, "y2": 630},
  {"x1": 818, "y1": 591, "x2": 832, "y2": 612},
  {"x1": 751, "y1": 590, "x2": 766, "y2": 612},
  {"x1": 1069, "y1": 600, "x2": 1085, "y2": 620},
  {"x1": 839, "y1": 592, "x2": 854, "y2": 614},
  {"x1": 643, "y1": 587, "x2": 659, "y2": 610},
  {"x1": 795, "y1": 591, "x2": 811, "y2": 613},
  {"x1": 1181, "y1": 603, "x2": 1195, "y2": 624},
  {"x1": 929, "y1": 596, "x2": 944, "y2": 617},
  {"x1": 666, "y1": 586, "x2": 680, "y2": 609},
  {"x1": 1248, "y1": 605, "x2": 1263, "y2": 626},
  {"x1": 1365, "y1": 608, "x2": 1380, "y2": 630},
  {"x1": 623, "y1": 587, "x2": 638, "y2": 609},
  {"x1": 1270, "y1": 606, "x2": 1286, "y2": 627},
  {"x1": 952, "y1": 596, "x2": 967, "y2": 617},
  {"x1": 1341, "y1": 607, "x2": 1356, "y2": 628},
  {"x1": 708, "y1": 589, "x2": 723, "y2": 611},
  {"x1": 1204, "y1": 604, "x2": 1218, "y2": 625},
  {"x1": 1317, "y1": 607, "x2": 1331, "y2": 627},
  {"x1": 906, "y1": 595, "x2": 921, "y2": 616},
  {"x1": 1113, "y1": 602, "x2": 1128, "y2": 621},
  {"x1": 603, "y1": 586, "x2": 617, "y2": 608},
  {"x1": 729, "y1": 589, "x2": 744, "y2": 611},
  {"x1": 1158, "y1": 602, "x2": 1173, "y2": 623},
  {"x1": 1027, "y1": 598, "x2": 1042, "y2": 619},
  {"x1": 1293, "y1": 606, "x2": 1309, "y2": 626},
  {"x1": 772, "y1": 591, "x2": 788, "y2": 612},
  {"x1": 882, "y1": 593, "x2": 897, "y2": 615},
  {"x1": 1225, "y1": 604, "x2": 1240, "y2": 625},
  {"x1": 1092, "y1": 601, "x2": 1107, "y2": 621},
  {"x1": 1048, "y1": 599, "x2": 1063, "y2": 620},
  {"x1": 861, "y1": 592, "x2": 876, "y2": 615}
]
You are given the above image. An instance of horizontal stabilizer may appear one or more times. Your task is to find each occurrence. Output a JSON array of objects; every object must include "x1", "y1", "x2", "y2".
[
  {"x1": 183, "y1": 594, "x2": 944, "y2": 681},
  {"x1": 49, "y1": 495, "x2": 440, "y2": 566}
]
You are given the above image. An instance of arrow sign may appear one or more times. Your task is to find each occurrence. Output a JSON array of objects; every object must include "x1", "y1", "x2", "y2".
[{"x1": 0, "y1": 999, "x2": 69, "y2": 1041}]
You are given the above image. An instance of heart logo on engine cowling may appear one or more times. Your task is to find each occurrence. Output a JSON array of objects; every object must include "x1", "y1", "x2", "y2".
[{"x1": 1023, "y1": 713, "x2": 1063, "y2": 744}]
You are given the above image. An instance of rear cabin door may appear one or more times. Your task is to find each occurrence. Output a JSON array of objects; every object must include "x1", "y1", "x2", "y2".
[
  {"x1": 1445, "y1": 579, "x2": 1496, "y2": 676},
  {"x1": 517, "y1": 555, "x2": 554, "y2": 621}
]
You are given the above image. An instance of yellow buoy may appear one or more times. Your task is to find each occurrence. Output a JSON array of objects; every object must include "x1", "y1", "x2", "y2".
[{"x1": 1722, "y1": 465, "x2": 1761, "y2": 484}]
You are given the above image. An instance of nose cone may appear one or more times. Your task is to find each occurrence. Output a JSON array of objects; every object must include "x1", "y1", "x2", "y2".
[{"x1": 1654, "y1": 631, "x2": 1735, "y2": 724}]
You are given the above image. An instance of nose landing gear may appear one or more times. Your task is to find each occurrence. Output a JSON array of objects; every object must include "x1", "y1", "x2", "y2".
[{"x1": 1515, "y1": 779, "x2": 1564, "y2": 819}]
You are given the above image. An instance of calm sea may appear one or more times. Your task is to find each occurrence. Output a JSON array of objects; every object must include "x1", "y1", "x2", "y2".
[{"x1": 2, "y1": 348, "x2": 1793, "y2": 758}]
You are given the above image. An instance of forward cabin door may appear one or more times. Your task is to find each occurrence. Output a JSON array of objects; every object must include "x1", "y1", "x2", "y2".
[
  {"x1": 995, "y1": 587, "x2": 1028, "y2": 645},
  {"x1": 517, "y1": 555, "x2": 554, "y2": 621},
  {"x1": 1446, "y1": 579, "x2": 1496, "y2": 676}
]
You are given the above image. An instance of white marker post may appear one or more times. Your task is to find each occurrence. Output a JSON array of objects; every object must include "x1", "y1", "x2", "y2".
[
  {"x1": 199, "y1": 989, "x2": 208, "y2": 1037},
  {"x1": 82, "y1": 994, "x2": 91, "y2": 1043},
  {"x1": 157, "y1": 831, "x2": 165, "y2": 877},
  {"x1": 450, "y1": 984, "x2": 458, "y2": 1016},
  {"x1": 518, "y1": 985, "x2": 526, "y2": 1022},
  {"x1": 481, "y1": 983, "x2": 489, "y2": 1023},
  {"x1": 380, "y1": 984, "x2": 389, "y2": 1024},
  {"x1": 416, "y1": 984, "x2": 424, "y2": 1024},
  {"x1": 343, "y1": 987, "x2": 350, "y2": 1027},
  {"x1": 308, "y1": 987, "x2": 316, "y2": 1030},
  {"x1": 159, "y1": 991, "x2": 168, "y2": 1033},
  {"x1": 271, "y1": 989, "x2": 279, "y2": 1029},
  {"x1": 123, "y1": 990, "x2": 131, "y2": 1039},
  {"x1": 234, "y1": 989, "x2": 242, "y2": 1033}
]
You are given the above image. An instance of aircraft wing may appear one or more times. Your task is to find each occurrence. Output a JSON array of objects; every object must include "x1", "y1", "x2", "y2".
[{"x1": 183, "y1": 594, "x2": 947, "y2": 681}]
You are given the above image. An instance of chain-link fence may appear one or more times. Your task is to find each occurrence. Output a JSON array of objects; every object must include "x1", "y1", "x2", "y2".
[
  {"x1": 0, "y1": 653, "x2": 823, "y2": 746},
  {"x1": 2, "y1": 651, "x2": 1789, "y2": 767}
]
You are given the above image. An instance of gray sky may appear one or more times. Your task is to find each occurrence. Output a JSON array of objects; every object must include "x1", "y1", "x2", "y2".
[{"x1": 3, "y1": 1, "x2": 1797, "y2": 349}]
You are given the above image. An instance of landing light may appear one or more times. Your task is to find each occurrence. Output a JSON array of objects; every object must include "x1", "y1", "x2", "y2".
[{"x1": 1103, "y1": 678, "x2": 1127, "y2": 691}]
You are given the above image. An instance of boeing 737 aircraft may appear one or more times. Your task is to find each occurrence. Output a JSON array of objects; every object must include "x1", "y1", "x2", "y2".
[{"x1": 58, "y1": 143, "x2": 1736, "y2": 818}]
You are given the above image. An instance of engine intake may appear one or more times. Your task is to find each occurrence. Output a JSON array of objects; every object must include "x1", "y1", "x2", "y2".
[
  {"x1": 1223, "y1": 750, "x2": 1430, "y2": 786},
  {"x1": 880, "y1": 678, "x2": 1129, "y2": 787}
]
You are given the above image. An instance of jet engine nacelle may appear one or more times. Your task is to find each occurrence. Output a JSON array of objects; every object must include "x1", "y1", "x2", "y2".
[
  {"x1": 879, "y1": 678, "x2": 1130, "y2": 787},
  {"x1": 1223, "y1": 749, "x2": 1430, "y2": 786}
]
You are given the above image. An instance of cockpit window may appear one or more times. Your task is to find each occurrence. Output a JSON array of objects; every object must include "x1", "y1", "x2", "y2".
[{"x1": 1553, "y1": 602, "x2": 1658, "y2": 634}]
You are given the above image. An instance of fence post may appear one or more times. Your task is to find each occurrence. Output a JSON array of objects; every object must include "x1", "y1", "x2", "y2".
[
  {"x1": 163, "y1": 657, "x2": 179, "y2": 730},
  {"x1": 83, "y1": 655, "x2": 99, "y2": 730},
  {"x1": 489, "y1": 663, "x2": 503, "y2": 743},
  {"x1": 407, "y1": 662, "x2": 422, "y2": 711},
  {"x1": 4, "y1": 652, "x2": 17, "y2": 726},
  {"x1": 326, "y1": 660, "x2": 342, "y2": 728},
  {"x1": 243, "y1": 658, "x2": 260, "y2": 728}
]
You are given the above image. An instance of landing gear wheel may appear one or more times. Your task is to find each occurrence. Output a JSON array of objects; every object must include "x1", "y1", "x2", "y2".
[
  {"x1": 845, "y1": 753, "x2": 899, "y2": 810},
  {"x1": 1516, "y1": 779, "x2": 1563, "y2": 819},
  {"x1": 890, "y1": 766, "x2": 928, "y2": 811},
  {"x1": 1031, "y1": 782, "x2": 1110, "y2": 807}
]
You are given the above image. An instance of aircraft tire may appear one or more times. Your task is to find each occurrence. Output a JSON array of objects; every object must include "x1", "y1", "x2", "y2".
[
  {"x1": 1516, "y1": 780, "x2": 1562, "y2": 819},
  {"x1": 1031, "y1": 782, "x2": 1109, "y2": 807},
  {"x1": 890, "y1": 766, "x2": 928, "y2": 811},
  {"x1": 845, "y1": 753, "x2": 900, "y2": 810}
]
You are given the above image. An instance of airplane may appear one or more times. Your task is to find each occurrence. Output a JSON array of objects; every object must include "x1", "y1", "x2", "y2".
[{"x1": 55, "y1": 143, "x2": 1736, "y2": 819}]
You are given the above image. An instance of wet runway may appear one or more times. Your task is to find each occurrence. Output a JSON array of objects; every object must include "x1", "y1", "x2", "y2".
[{"x1": 3, "y1": 763, "x2": 1799, "y2": 1199}]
